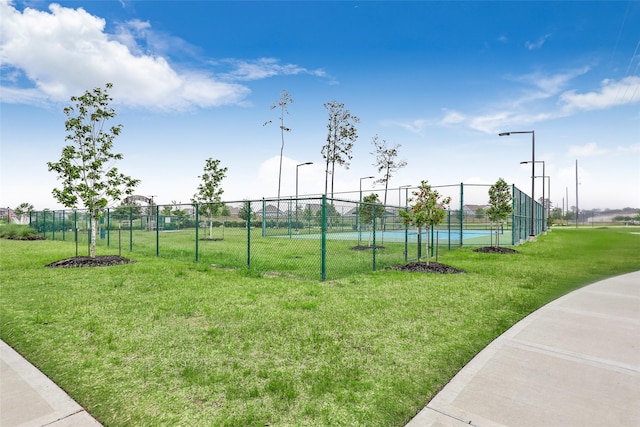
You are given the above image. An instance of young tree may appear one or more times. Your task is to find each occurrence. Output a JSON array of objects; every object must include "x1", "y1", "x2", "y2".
[
  {"x1": 399, "y1": 180, "x2": 451, "y2": 265},
  {"x1": 170, "y1": 201, "x2": 187, "y2": 230},
  {"x1": 322, "y1": 101, "x2": 359, "y2": 197},
  {"x1": 371, "y1": 135, "x2": 407, "y2": 206},
  {"x1": 111, "y1": 202, "x2": 141, "y2": 222},
  {"x1": 486, "y1": 178, "x2": 513, "y2": 247},
  {"x1": 47, "y1": 83, "x2": 139, "y2": 258},
  {"x1": 360, "y1": 193, "x2": 385, "y2": 247},
  {"x1": 192, "y1": 158, "x2": 227, "y2": 239},
  {"x1": 238, "y1": 200, "x2": 256, "y2": 222},
  {"x1": 264, "y1": 90, "x2": 293, "y2": 203},
  {"x1": 14, "y1": 202, "x2": 34, "y2": 224}
]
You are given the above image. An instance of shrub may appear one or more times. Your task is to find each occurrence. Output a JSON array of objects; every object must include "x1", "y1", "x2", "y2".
[{"x1": 0, "y1": 224, "x2": 38, "y2": 240}]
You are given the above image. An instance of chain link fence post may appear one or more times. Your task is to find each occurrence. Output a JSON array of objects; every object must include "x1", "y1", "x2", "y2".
[{"x1": 321, "y1": 195, "x2": 327, "y2": 281}]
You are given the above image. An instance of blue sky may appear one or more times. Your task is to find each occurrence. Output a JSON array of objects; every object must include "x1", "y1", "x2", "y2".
[{"x1": 1, "y1": 0, "x2": 639, "y2": 211}]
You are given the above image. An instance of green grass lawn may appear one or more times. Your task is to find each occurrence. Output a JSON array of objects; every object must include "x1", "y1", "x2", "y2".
[{"x1": 1, "y1": 227, "x2": 639, "y2": 426}]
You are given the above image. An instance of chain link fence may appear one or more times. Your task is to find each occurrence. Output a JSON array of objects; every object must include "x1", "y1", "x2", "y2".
[{"x1": 30, "y1": 183, "x2": 542, "y2": 280}]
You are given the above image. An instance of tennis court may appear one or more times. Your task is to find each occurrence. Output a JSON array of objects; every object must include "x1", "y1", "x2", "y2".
[{"x1": 280, "y1": 228, "x2": 507, "y2": 244}]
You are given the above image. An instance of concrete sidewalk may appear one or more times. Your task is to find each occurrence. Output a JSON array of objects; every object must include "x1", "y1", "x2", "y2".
[
  {"x1": 407, "y1": 270, "x2": 640, "y2": 427},
  {"x1": 0, "y1": 340, "x2": 102, "y2": 427}
]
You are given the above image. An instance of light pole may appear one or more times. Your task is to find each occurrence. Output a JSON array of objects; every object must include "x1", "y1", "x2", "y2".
[
  {"x1": 500, "y1": 130, "x2": 536, "y2": 240},
  {"x1": 521, "y1": 160, "x2": 546, "y2": 231},
  {"x1": 295, "y1": 162, "x2": 313, "y2": 232}
]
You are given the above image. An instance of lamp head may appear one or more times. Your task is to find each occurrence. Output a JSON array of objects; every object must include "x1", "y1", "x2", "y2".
[{"x1": 498, "y1": 132, "x2": 511, "y2": 136}]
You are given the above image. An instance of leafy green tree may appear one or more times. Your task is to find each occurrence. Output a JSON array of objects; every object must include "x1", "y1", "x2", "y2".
[
  {"x1": 315, "y1": 203, "x2": 340, "y2": 227},
  {"x1": 486, "y1": 178, "x2": 513, "y2": 247},
  {"x1": 238, "y1": 200, "x2": 255, "y2": 222},
  {"x1": 302, "y1": 205, "x2": 314, "y2": 228},
  {"x1": 170, "y1": 201, "x2": 188, "y2": 229},
  {"x1": 111, "y1": 202, "x2": 142, "y2": 222},
  {"x1": 400, "y1": 180, "x2": 451, "y2": 265},
  {"x1": 47, "y1": 83, "x2": 140, "y2": 257},
  {"x1": 360, "y1": 193, "x2": 385, "y2": 247},
  {"x1": 322, "y1": 101, "x2": 359, "y2": 197},
  {"x1": 14, "y1": 202, "x2": 34, "y2": 224},
  {"x1": 192, "y1": 158, "x2": 227, "y2": 239},
  {"x1": 161, "y1": 205, "x2": 173, "y2": 216}
]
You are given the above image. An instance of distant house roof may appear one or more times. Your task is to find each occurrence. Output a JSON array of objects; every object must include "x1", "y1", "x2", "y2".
[{"x1": 257, "y1": 204, "x2": 286, "y2": 217}]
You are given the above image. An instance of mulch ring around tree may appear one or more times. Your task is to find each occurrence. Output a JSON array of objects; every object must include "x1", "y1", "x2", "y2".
[
  {"x1": 473, "y1": 246, "x2": 520, "y2": 254},
  {"x1": 390, "y1": 261, "x2": 466, "y2": 274},
  {"x1": 46, "y1": 255, "x2": 135, "y2": 268},
  {"x1": 4, "y1": 236, "x2": 45, "y2": 241},
  {"x1": 350, "y1": 245, "x2": 386, "y2": 251}
]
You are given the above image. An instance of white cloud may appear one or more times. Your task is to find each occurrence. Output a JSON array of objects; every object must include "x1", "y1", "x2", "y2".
[
  {"x1": 525, "y1": 34, "x2": 551, "y2": 50},
  {"x1": 381, "y1": 118, "x2": 429, "y2": 134},
  {"x1": 0, "y1": 2, "x2": 247, "y2": 110},
  {"x1": 567, "y1": 142, "x2": 608, "y2": 158},
  {"x1": 218, "y1": 58, "x2": 327, "y2": 81},
  {"x1": 616, "y1": 143, "x2": 640, "y2": 153},
  {"x1": 560, "y1": 76, "x2": 640, "y2": 112},
  {"x1": 441, "y1": 109, "x2": 466, "y2": 125}
]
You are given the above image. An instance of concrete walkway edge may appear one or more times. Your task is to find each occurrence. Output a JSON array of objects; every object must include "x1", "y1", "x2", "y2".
[
  {"x1": 0, "y1": 340, "x2": 102, "y2": 427},
  {"x1": 406, "y1": 270, "x2": 640, "y2": 427}
]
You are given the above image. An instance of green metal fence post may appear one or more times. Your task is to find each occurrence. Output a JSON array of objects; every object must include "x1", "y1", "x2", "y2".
[
  {"x1": 43, "y1": 210, "x2": 46, "y2": 240},
  {"x1": 107, "y1": 208, "x2": 110, "y2": 247},
  {"x1": 321, "y1": 195, "x2": 327, "y2": 281},
  {"x1": 511, "y1": 185, "x2": 516, "y2": 245},
  {"x1": 459, "y1": 182, "x2": 464, "y2": 246},
  {"x1": 372, "y1": 214, "x2": 377, "y2": 271},
  {"x1": 129, "y1": 207, "x2": 133, "y2": 252},
  {"x1": 247, "y1": 202, "x2": 251, "y2": 269},
  {"x1": 262, "y1": 198, "x2": 266, "y2": 237},
  {"x1": 430, "y1": 225, "x2": 435, "y2": 257},
  {"x1": 404, "y1": 187, "x2": 409, "y2": 262},
  {"x1": 156, "y1": 205, "x2": 160, "y2": 256},
  {"x1": 195, "y1": 204, "x2": 199, "y2": 262},
  {"x1": 62, "y1": 210, "x2": 65, "y2": 241},
  {"x1": 52, "y1": 211, "x2": 55, "y2": 241},
  {"x1": 447, "y1": 210, "x2": 451, "y2": 250}
]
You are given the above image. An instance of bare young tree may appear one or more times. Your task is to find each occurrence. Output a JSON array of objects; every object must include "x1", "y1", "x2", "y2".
[
  {"x1": 371, "y1": 135, "x2": 407, "y2": 206},
  {"x1": 322, "y1": 101, "x2": 359, "y2": 198},
  {"x1": 264, "y1": 89, "x2": 293, "y2": 202}
]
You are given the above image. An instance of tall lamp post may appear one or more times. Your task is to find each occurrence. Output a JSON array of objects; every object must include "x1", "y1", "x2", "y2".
[
  {"x1": 521, "y1": 160, "x2": 546, "y2": 232},
  {"x1": 295, "y1": 162, "x2": 313, "y2": 232},
  {"x1": 499, "y1": 130, "x2": 536, "y2": 240}
]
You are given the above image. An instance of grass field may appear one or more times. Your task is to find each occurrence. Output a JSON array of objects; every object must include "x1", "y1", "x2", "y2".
[{"x1": 1, "y1": 227, "x2": 639, "y2": 426}]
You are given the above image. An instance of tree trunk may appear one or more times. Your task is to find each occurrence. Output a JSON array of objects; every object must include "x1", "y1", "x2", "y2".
[
  {"x1": 425, "y1": 229, "x2": 430, "y2": 266},
  {"x1": 90, "y1": 213, "x2": 97, "y2": 258}
]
